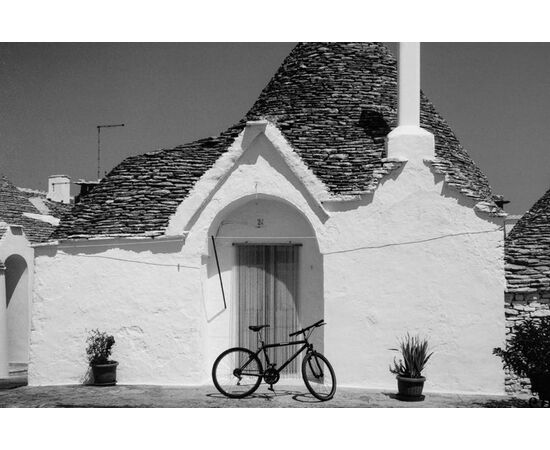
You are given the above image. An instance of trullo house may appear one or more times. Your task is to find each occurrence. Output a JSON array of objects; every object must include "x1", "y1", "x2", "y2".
[{"x1": 29, "y1": 43, "x2": 506, "y2": 394}]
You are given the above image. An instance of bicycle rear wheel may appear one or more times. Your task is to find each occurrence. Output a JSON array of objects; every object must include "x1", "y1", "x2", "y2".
[
  {"x1": 301, "y1": 351, "x2": 336, "y2": 401},
  {"x1": 212, "y1": 347, "x2": 263, "y2": 399}
]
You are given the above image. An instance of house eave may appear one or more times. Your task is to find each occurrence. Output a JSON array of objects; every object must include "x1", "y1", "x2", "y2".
[
  {"x1": 32, "y1": 232, "x2": 188, "y2": 248},
  {"x1": 424, "y1": 157, "x2": 506, "y2": 218}
]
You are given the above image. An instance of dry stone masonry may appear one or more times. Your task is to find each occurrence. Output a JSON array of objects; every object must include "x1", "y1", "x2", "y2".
[
  {"x1": 504, "y1": 292, "x2": 550, "y2": 394},
  {"x1": 504, "y1": 188, "x2": 550, "y2": 394}
]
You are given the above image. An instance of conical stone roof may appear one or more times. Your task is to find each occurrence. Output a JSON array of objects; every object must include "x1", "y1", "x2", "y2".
[
  {"x1": 0, "y1": 175, "x2": 65, "y2": 243},
  {"x1": 54, "y1": 42, "x2": 499, "y2": 239},
  {"x1": 506, "y1": 189, "x2": 550, "y2": 292}
]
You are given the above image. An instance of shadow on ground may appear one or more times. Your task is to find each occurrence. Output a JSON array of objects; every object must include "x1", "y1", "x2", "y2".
[
  {"x1": 206, "y1": 389, "x2": 324, "y2": 404},
  {"x1": 471, "y1": 397, "x2": 530, "y2": 408}
]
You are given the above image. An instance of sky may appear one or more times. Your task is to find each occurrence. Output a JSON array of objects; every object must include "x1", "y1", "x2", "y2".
[{"x1": 0, "y1": 42, "x2": 549, "y2": 215}]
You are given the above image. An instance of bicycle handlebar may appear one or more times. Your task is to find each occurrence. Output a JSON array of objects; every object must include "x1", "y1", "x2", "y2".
[{"x1": 288, "y1": 319, "x2": 325, "y2": 337}]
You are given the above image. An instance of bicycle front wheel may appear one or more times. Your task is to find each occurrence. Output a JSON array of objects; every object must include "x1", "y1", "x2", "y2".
[
  {"x1": 212, "y1": 347, "x2": 263, "y2": 399},
  {"x1": 302, "y1": 351, "x2": 336, "y2": 401}
]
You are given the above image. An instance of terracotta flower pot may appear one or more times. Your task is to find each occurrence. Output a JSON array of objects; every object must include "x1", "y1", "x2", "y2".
[
  {"x1": 91, "y1": 361, "x2": 118, "y2": 386},
  {"x1": 396, "y1": 375, "x2": 425, "y2": 401}
]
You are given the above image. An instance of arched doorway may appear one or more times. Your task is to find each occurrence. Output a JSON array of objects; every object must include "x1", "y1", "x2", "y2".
[
  {"x1": 5, "y1": 254, "x2": 29, "y2": 365},
  {"x1": 206, "y1": 196, "x2": 324, "y2": 376}
]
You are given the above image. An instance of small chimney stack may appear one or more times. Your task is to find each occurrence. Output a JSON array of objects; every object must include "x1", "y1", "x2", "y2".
[{"x1": 47, "y1": 175, "x2": 71, "y2": 204}]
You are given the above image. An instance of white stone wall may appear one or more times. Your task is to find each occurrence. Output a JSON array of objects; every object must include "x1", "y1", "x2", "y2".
[
  {"x1": 504, "y1": 291, "x2": 550, "y2": 394},
  {"x1": 321, "y1": 128, "x2": 506, "y2": 394},
  {"x1": 30, "y1": 125, "x2": 506, "y2": 393},
  {"x1": 31, "y1": 239, "x2": 204, "y2": 385}
]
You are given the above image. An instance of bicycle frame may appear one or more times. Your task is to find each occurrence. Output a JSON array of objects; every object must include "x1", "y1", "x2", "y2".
[{"x1": 240, "y1": 330, "x2": 316, "y2": 377}]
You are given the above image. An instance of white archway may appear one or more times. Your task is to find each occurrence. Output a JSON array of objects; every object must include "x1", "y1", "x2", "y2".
[
  {"x1": 5, "y1": 254, "x2": 29, "y2": 365},
  {"x1": 204, "y1": 195, "x2": 324, "y2": 372}
]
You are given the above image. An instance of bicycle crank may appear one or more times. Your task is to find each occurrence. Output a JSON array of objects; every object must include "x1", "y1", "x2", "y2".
[
  {"x1": 233, "y1": 368, "x2": 243, "y2": 385},
  {"x1": 263, "y1": 367, "x2": 280, "y2": 385}
]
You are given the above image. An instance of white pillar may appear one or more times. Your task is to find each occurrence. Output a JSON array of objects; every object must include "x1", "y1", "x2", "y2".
[
  {"x1": 397, "y1": 42, "x2": 421, "y2": 127},
  {"x1": 0, "y1": 263, "x2": 8, "y2": 377}
]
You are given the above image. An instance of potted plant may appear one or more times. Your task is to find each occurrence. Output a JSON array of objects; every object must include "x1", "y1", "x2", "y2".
[
  {"x1": 494, "y1": 317, "x2": 550, "y2": 403},
  {"x1": 86, "y1": 329, "x2": 118, "y2": 386},
  {"x1": 390, "y1": 333, "x2": 433, "y2": 401}
]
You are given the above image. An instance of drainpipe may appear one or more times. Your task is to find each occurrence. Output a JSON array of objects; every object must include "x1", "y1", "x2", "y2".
[{"x1": 0, "y1": 262, "x2": 8, "y2": 377}]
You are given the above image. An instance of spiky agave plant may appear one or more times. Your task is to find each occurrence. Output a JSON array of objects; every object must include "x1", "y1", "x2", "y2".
[{"x1": 390, "y1": 333, "x2": 433, "y2": 378}]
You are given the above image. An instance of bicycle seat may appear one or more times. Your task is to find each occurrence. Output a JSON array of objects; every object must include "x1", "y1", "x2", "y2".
[{"x1": 249, "y1": 325, "x2": 270, "y2": 332}]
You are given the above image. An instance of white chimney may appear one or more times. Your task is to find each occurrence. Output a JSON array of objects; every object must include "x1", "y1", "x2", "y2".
[
  {"x1": 387, "y1": 42, "x2": 434, "y2": 160},
  {"x1": 47, "y1": 175, "x2": 71, "y2": 204},
  {"x1": 397, "y1": 42, "x2": 421, "y2": 127}
]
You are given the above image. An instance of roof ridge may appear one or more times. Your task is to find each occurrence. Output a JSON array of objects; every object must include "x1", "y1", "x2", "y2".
[{"x1": 17, "y1": 186, "x2": 47, "y2": 196}]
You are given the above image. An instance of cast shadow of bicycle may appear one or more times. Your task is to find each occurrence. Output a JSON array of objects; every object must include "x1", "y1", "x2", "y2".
[{"x1": 206, "y1": 389, "x2": 326, "y2": 404}]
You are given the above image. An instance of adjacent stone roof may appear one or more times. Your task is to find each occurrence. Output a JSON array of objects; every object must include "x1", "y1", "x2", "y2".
[
  {"x1": 54, "y1": 42, "x2": 499, "y2": 240},
  {"x1": 0, "y1": 175, "x2": 71, "y2": 243},
  {"x1": 17, "y1": 187, "x2": 72, "y2": 220},
  {"x1": 506, "y1": 188, "x2": 550, "y2": 292}
]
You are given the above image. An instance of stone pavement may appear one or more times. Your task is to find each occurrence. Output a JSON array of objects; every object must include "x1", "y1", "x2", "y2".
[{"x1": 0, "y1": 384, "x2": 531, "y2": 408}]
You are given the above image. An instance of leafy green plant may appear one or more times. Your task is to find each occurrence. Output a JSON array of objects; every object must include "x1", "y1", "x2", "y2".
[
  {"x1": 494, "y1": 317, "x2": 550, "y2": 377},
  {"x1": 86, "y1": 329, "x2": 115, "y2": 365},
  {"x1": 390, "y1": 333, "x2": 433, "y2": 378}
]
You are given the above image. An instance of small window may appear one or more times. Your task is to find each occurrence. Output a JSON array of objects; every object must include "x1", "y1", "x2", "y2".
[{"x1": 9, "y1": 225, "x2": 23, "y2": 235}]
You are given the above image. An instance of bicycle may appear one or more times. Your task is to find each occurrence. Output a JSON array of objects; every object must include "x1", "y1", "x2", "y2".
[{"x1": 212, "y1": 319, "x2": 336, "y2": 401}]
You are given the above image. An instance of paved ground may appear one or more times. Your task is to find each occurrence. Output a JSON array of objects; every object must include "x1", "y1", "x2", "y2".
[{"x1": 0, "y1": 384, "x2": 532, "y2": 408}]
